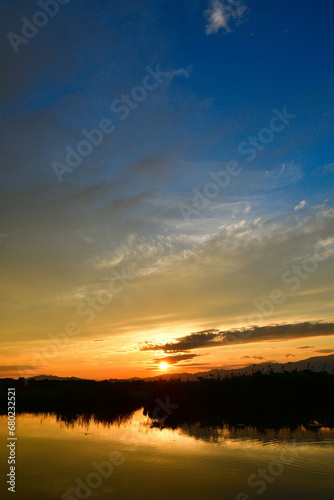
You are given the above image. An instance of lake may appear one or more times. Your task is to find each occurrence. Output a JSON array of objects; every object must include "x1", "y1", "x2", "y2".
[{"x1": 0, "y1": 410, "x2": 333, "y2": 500}]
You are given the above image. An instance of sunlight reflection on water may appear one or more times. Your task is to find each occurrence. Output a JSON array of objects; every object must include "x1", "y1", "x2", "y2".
[{"x1": 0, "y1": 410, "x2": 333, "y2": 500}]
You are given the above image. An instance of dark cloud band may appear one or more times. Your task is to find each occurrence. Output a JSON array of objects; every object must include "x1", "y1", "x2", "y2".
[{"x1": 141, "y1": 321, "x2": 334, "y2": 352}]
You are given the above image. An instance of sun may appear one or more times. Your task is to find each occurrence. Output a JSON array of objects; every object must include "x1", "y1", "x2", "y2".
[{"x1": 158, "y1": 361, "x2": 170, "y2": 371}]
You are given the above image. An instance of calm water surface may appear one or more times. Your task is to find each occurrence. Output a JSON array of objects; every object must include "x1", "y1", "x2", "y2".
[{"x1": 0, "y1": 410, "x2": 333, "y2": 500}]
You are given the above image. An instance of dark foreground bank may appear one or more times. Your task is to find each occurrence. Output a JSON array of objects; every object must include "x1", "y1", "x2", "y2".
[{"x1": 0, "y1": 370, "x2": 333, "y2": 429}]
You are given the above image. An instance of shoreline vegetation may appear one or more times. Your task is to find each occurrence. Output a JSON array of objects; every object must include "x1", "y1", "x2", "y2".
[{"x1": 1, "y1": 370, "x2": 334, "y2": 430}]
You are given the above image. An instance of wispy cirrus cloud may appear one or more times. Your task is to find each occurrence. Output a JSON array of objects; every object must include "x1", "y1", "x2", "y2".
[
  {"x1": 205, "y1": 0, "x2": 247, "y2": 35},
  {"x1": 316, "y1": 162, "x2": 334, "y2": 175}
]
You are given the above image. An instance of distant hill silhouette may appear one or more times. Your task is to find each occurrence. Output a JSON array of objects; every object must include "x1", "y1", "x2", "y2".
[
  {"x1": 27, "y1": 375, "x2": 83, "y2": 381},
  {"x1": 24, "y1": 354, "x2": 334, "y2": 383},
  {"x1": 117, "y1": 353, "x2": 334, "y2": 382}
]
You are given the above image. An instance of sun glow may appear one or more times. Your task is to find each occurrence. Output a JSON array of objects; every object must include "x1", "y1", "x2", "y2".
[{"x1": 158, "y1": 362, "x2": 170, "y2": 371}]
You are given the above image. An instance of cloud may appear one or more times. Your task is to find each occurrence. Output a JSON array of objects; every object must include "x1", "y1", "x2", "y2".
[
  {"x1": 2, "y1": 193, "x2": 334, "y2": 345},
  {"x1": 142, "y1": 330, "x2": 219, "y2": 352},
  {"x1": 294, "y1": 200, "x2": 307, "y2": 211},
  {"x1": 205, "y1": 0, "x2": 247, "y2": 35},
  {"x1": 297, "y1": 345, "x2": 315, "y2": 349},
  {"x1": 316, "y1": 162, "x2": 334, "y2": 175},
  {"x1": 153, "y1": 354, "x2": 198, "y2": 365},
  {"x1": 0, "y1": 365, "x2": 40, "y2": 373},
  {"x1": 140, "y1": 322, "x2": 334, "y2": 352},
  {"x1": 130, "y1": 155, "x2": 171, "y2": 175},
  {"x1": 241, "y1": 356, "x2": 264, "y2": 360},
  {"x1": 314, "y1": 349, "x2": 334, "y2": 354}
]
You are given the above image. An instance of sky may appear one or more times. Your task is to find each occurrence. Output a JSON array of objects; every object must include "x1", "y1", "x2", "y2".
[{"x1": 0, "y1": 0, "x2": 334, "y2": 379}]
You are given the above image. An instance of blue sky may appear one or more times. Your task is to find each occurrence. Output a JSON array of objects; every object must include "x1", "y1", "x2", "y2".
[
  {"x1": 2, "y1": 0, "x2": 334, "y2": 185},
  {"x1": 1, "y1": 0, "x2": 334, "y2": 378}
]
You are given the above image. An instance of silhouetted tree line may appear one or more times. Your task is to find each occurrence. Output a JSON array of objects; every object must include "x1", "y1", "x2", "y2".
[
  {"x1": 0, "y1": 378, "x2": 142, "y2": 425},
  {"x1": 1, "y1": 370, "x2": 333, "y2": 429}
]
